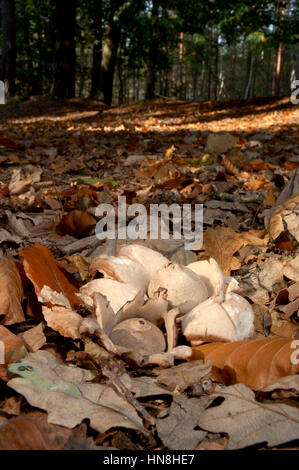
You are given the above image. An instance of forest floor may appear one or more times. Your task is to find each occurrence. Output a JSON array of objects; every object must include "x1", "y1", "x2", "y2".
[{"x1": 0, "y1": 96, "x2": 298, "y2": 451}]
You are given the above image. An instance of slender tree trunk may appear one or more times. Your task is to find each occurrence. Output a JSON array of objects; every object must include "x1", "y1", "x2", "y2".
[
  {"x1": 99, "y1": 23, "x2": 120, "y2": 105},
  {"x1": 1, "y1": 0, "x2": 16, "y2": 97},
  {"x1": 53, "y1": 0, "x2": 76, "y2": 98},
  {"x1": 231, "y1": 43, "x2": 236, "y2": 97},
  {"x1": 274, "y1": 42, "x2": 283, "y2": 96},
  {"x1": 145, "y1": 0, "x2": 159, "y2": 99},
  {"x1": 90, "y1": 0, "x2": 103, "y2": 99},
  {"x1": 213, "y1": 31, "x2": 219, "y2": 100},
  {"x1": 244, "y1": 48, "x2": 254, "y2": 99},
  {"x1": 296, "y1": 45, "x2": 299, "y2": 80}
]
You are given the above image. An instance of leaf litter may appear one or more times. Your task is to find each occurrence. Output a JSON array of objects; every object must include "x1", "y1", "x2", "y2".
[{"x1": 0, "y1": 96, "x2": 298, "y2": 450}]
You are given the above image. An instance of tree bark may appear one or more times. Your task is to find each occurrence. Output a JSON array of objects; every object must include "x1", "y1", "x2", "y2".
[
  {"x1": 295, "y1": 44, "x2": 299, "y2": 80},
  {"x1": 99, "y1": 23, "x2": 120, "y2": 105},
  {"x1": 1, "y1": 0, "x2": 16, "y2": 97},
  {"x1": 52, "y1": 0, "x2": 76, "y2": 98},
  {"x1": 145, "y1": 0, "x2": 159, "y2": 100},
  {"x1": 90, "y1": 0, "x2": 103, "y2": 99}
]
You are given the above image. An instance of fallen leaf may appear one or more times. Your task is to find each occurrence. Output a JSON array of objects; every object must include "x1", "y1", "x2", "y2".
[
  {"x1": 42, "y1": 306, "x2": 83, "y2": 339},
  {"x1": 0, "y1": 412, "x2": 74, "y2": 450},
  {"x1": 198, "y1": 383, "x2": 299, "y2": 449},
  {"x1": 7, "y1": 350, "x2": 145, "y2": 434},
  {"x1": 156, "y1": 395, "x2": 208, "y2": 450},
  {"x1": 21, "y1": 323, "x2": 46, "y2": 352},
  {"x1": 205, "y1": 133, "x2": 237, "y2": 154},
  {"x1": 0, "y1": 257, "x2": 25, "y2": 324},
  {"x1": 57, "y1": 210, "x2": 96, "y2": 238},
  {"x1": 1, "y1": 396, "x2": 22, "y2": 416},
  {"x1": 19, "y1": 243, "x2": 80, "y2": 309},
  {"x1": 155, "y1": 360, "x2": 212, "y2": 392},
  {"x1": 191, "y1": 338, "x2": 299, "y2": 390}
]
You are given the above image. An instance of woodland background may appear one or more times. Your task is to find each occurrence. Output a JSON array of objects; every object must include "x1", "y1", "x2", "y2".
[{"x1": 1, "y1": 0, "x2": 299, "y2": 106}]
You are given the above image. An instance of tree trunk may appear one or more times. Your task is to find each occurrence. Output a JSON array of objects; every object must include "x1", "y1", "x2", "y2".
[
  {"x1": 244, "y1": 48, "x2": 254, "y2": 99},
  {"x1": 213, "y1": 31, "x2": 219, "y2": 100},
  {"x1": 1, "y1": 0, "x2": 16, "y2": 97},
  {"x1": 90, "y1": 0, "x2": 103, "y2": 99},
  {"x1": 145, "y1": 0, "x2": 159, "y2": 100},
  {"x1": 295, "y1": 44, "x2": 299, "y2": 80},
  {"x1": 274, "y1": 42, "x2": 283, "y2": 96},
  {"x1": 53, "y1": 0, "x2": 76, "y2": 98},
  {"x1": 99, "y1": 23, "x2": 120, "y2": 105}
]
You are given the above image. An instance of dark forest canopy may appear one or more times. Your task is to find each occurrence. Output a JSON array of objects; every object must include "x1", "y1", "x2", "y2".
[{"x1": 1, "y1": 0, "x2": 299, "y2": 105}]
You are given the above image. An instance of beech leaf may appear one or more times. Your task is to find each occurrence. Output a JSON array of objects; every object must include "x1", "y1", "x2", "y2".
[
  {"x1": 191, "y1": 338, "x2": 299, "y2": 390},
  {"x1": 19, "y1": 243, "x2": 80, "y2": 309}
]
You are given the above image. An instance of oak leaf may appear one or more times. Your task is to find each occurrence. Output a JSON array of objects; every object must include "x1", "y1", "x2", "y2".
[{"x1": 198, "y1": 383, "x2": 299, "y2": 449}]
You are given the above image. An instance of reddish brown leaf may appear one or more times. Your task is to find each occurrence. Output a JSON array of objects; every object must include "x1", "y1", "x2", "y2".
[
  {"x1": 57, "y1": 210, "x2": 96, "y2": 237},
  {"x1": 191, "y1": 338, "x2": 299, "y2": 390},
  {"x1": 19, "y1": 243, "x2": 80, "y2": 309},
  {"x1": 0, "y1": 412, "x2": 73, "y2": 450}
]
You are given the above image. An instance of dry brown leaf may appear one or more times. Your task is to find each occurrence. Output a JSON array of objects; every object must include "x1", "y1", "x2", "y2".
[
  {"x1": 155, "y1": 360, "x2": 212, "y2": 392},
  {"x1": 42, "y1": 306, "x2": 83, "y2": 339},
  {"x1": 206, "y1": 133, "x2": 237, "y2": 154},
  {"x1": 7, "y1": 351, "x2": 145, "y2": 434},
  {"x1": 156, "y1": 395, "x2": 208, "y2": 450},
  {"x1": 1, "y1": 396, "x2": 22, "y2": 416},
  {"x1": 191, "y1": 338, "x2": 299, "y2": 390},
  {"x1": 199, "y1": 227, "x2": 252, "y2": 275},
  {"x1": 198, "y1": 382, "x2": 299, "y2": 449},
  {"x1": 0, "y1": 257, "x2": 25, "y2": 325},
  {"x1": 268, "y1": 194, "x2": 299, "y2": 242},
  {"x1": 0, "y1": 412, "x2": 74, "y2": 450},
  {"x1": 19, "y1": 243, "x2": 80, "y2": 309},
  {"x1": 199, "y1": 228, "x2": 268, "y2": 275},
  {"x1": 57, "y1": 210, "x2": 96, "y2": 238},
  {"x1": 21, "y1": 322, "x2": 46, "y2": 352}
]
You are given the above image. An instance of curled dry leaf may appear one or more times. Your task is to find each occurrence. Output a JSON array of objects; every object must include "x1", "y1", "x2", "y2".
[
  {"x1": 0, "y1": 325, "x2": 27, "y2": 381},
  {"x1": 268, "y1": 194, "x2": 299, "y2": 243},
  {"x1": 191, "y1": 338, "x2": 299, "y2": 390},
  {"x1": 57, "y1": 210, "x2": 96, "y2": 238},
  {"x1": 148, "y1": 263, "x2": 209, "y2": 313},
  {"x1": 0, "y1": 257, "x2": 25, "y2": 325},
  {"x1": 182, "y1": 293, "x2": 254, "y2": 344},
  {"x1": 21, "y1": 322, "x2": 46, "y2": 352},
  {"x1": 198, "y1": 383, "x2": 299, "y2": 450},
  {"x1": 155, "y1": 359, "x2": 212, "y2": 392},
  {"x1": 19, "y1": 243, "x2": 80, "y2": 309},
  {"x1": 42, "y1": 306, "x2": 83, "y2": 340},
  {"x1": 199, "y1": 227, "x2": 267, "y2": 275}
]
